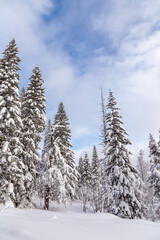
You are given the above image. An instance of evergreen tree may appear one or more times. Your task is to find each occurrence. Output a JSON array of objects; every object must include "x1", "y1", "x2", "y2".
[
  {"x1": 82, "y1": 152, "x2": 91, "y2": 212},
  {"x1": 20, "y1": 87, "x2": 26, "y2": 104},
  {"x1": 100, "y1": 87, "x2": 107, "y2": 153},
  {"x1": 105, "y1": 90, "x2": 142, "y2": 219},
  {"x1": 83, "y1": 153, "x2": 91, "y2": 188},
  {"x1": 77, "y1": 157, "x2": 84, "y2": 199},
  {"x1": 40, "y1": 124, "x2": 66, "y2": 210},
  {"x1": 0, "y1": 39, "x2": 26, "y2": 207},
  {"x1": 36, "y1": 119, "x2": 52, "y2": 202},
  {"x1": 53, "y1": 102, "x2": 78, "y2": 202},
  {"x1": 136, "y1": 149, "x2": 151, "y2": 219},
  {"x1": 41, "y1": 119, "x2": 52, "y2": 171},
  {"x1": 91, "y1": 146, "x2": 101, "y2": 212},
  {"x1": 21, "y1": 66, "x2": 46, "y2": 205},
  {"x1": 27, "y1": 65, "x2": 46, "y2": 144},
  {"x1": 148, "y1": 134, "x2": 160, "y2": 220},
  {"x1": 148, "y1": 134, "x2": 160, "y2": 198},
  {"x1": 77, "y1": 157, "x2": 84, "y2": 185}
]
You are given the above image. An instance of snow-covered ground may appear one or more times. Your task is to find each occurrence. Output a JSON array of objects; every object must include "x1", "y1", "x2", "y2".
[{"x1": 0, "y1": 202, "x2": 160, "y2": 240}]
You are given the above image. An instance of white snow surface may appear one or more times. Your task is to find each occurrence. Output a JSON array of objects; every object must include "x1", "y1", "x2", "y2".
[{"x1": 0, "y1": 202, "x2": 160, "y2": 240}]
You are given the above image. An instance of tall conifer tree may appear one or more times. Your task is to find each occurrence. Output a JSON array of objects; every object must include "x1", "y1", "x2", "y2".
[
  {"x1": 105, "y1": 90, "x2": 142, "y2": 219},
  {"x1": 77, "y1": 157, "x2": 84, "y2": 186},
  {"x1": 100, "y1": 88, "x2": 107, "y2": 152},
  {"x1": 40, "y1": 124, "x2": 66, "y2": 210},
  {"x1": 91, "y1": 146, "x2": 101, "y2": 212},
  {"x1": 53, "y1": 102, "x2": 78, "y2": 202},
  {"x1": 82, "y1": 153, "x2": 91, "y2": 212},
  {"x1": 41, "y1": 119, "x2": 52, "y2": 171},
  {"x1": 136, "y1": 149, "x2": 152, "y2": 219},
  {"x1": 148, "y1": 134, "x2": 160, "y2": 220},
  {"x1": 77, "y1": 157, "x2": 84, "y2": 199},
  {"x1": 148, "y1": 134, "x2": 160, "y2": 198},
  {"x1": 21, "y1": 66, "x2": 46, "y2": 205},
  {"x1": 0, "y1": 39, "x2": 26, "y2": 207}
]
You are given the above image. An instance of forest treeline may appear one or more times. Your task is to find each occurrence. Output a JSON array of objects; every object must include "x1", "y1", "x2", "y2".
[{"x1": 0, "y1": 39, "x2": 159, "y2": 221}]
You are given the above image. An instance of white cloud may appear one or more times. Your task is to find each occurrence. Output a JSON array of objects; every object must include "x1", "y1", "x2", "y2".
[
  {"x1": 91, "y1": 0, "x2": 160, "y2": 43},
  {"x1": 27, "y1": 0, "x2": 54, "y2": 15}
]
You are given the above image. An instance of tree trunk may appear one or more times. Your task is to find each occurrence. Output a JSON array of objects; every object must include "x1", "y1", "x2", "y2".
[
  {"x1": 83, "y1": 203, "x2": 86, "y2": 212},
  {"x1": 83, "y1": 198, "x2": 87, "y2": 212},
  {"x1": 44, "y1": 186, "x2": 50, "y2": 210}
]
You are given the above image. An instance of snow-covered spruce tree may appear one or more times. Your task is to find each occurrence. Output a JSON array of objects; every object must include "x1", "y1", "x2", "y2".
[
  {"x1": 21, "y1": 66, "x2": 46, "y2": 205},
  {"x1": 20, "y1": 87, "x2": 26, "y2": 104},
  {"x1": 136, "y1": 150, "x2": 151, "y2": 219},
  {"x1": 100, "y1": 87, "x2": 107, "y2": 154},
  {"x1": 148, "y1": 134, "x2": 160, "y2": 220},
  {"x1": 0, "y1": 55, "x2": 5, "y2": 168},
  {"x1": 105, "y1": 90, "x2": 142, "y2": 219},
  {"x1": 77, "y1": 157, "x2": 84, "y2": 185},
  {"x1": 40, "y1": 124, "x2": 66, "y2": 210},
  {"x1": 155, "y1": 132, "x2": 160, "y2": 200},
  {"x1": 0, "y1": 39, "x2": 26, "y2": 207},
  {"x1": 41, "y1": 119, "x2": 52, "y2": 171},
  {"x1": 77, "y1": 157, "x2": 84, "y2": 199},
  {"x1": 36, "y1": 119, "x2": 52, "y2": 202},
  {"x1": 148, "y1": 134, "x2": 160, "y2": 198},
  {"x1": 53, "y1": 102, "x2": 78, "y2": 202},
  {"x1": 82, "y1": 153, "x2": 91, "y2": 212},
  {"x1": 90, "y1": 146, "x2": 101, "y2": 212}
]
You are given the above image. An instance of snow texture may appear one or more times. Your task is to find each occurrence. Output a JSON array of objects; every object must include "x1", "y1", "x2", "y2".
[{"x1": 0, "y1": 203, "x2": 159, "y2": 240}]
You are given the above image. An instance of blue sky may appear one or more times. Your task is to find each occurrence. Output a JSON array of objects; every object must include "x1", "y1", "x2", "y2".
[{"x1": 1, "y1": 0, "x2": 160, "y2": 162}]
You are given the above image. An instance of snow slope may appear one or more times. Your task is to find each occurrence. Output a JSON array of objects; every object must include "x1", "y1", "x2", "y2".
[{"x1": 0, "y1": 203, "x2": 160, "y2": 240}]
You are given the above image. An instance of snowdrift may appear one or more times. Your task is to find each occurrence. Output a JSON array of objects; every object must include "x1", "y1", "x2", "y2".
[{"x1": 0, "y1": 203, "x2": 160, "y2": 240}]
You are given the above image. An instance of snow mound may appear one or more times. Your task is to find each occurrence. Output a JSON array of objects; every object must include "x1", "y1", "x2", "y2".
[{"x1": 0, "y1": 203, "x2": 160, "y2": 240}]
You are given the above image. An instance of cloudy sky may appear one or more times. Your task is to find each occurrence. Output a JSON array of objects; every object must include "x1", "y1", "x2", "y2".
[{"x1": 1, "y1": 0, "x2": 160, "y2": 163}]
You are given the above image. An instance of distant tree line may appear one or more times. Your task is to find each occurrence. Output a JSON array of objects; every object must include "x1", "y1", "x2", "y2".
[
  {"x1": 0, "y1": 39, "x2": 159, "y2": 221},
  {"x1": 77, "y1": 90, "x2": 160, "y2": 221}
]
